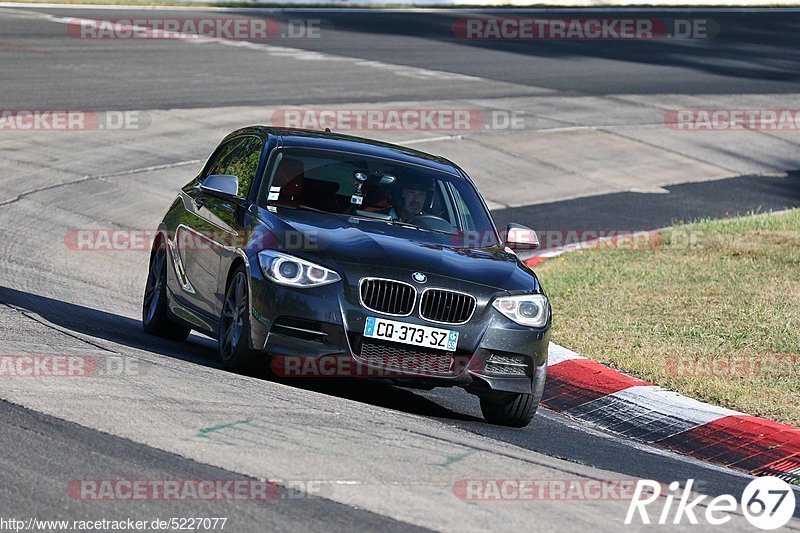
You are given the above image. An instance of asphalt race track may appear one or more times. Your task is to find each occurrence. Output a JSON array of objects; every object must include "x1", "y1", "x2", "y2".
[{"x1": 1, "y1": 6, "x2": 799, "y2": 531}]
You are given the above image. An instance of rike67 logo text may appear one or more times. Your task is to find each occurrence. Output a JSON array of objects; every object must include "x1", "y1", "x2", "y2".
[{"x1": 626, "y1": 477, "x2": 795, "y2": 530}]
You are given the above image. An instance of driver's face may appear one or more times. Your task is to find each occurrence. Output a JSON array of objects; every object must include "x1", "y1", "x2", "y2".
[{"x1": 401, "y1": 188, "x2": 426, "y2": 214}]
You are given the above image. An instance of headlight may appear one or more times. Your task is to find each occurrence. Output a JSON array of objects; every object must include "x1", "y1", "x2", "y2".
[
  {"x1": 492, "y1": 294, "x2": 549, "y2": 328},
  {"x1": 258, "y1": 251, "x2": 341, "y2": 288}
]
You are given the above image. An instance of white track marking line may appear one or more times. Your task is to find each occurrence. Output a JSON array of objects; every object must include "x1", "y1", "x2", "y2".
[
  {"x1": 35, "y1": 12, "x2": 486, "y2": 83},
  {"x1": 0, "y1": 159, "x2": 202, "y2": 207},
  {"x1": 99, "y1": 159, "x2": 204, "y2": 179},
  {"x1": 397, "y1": 135, "x2": 463, "y2": 145}
]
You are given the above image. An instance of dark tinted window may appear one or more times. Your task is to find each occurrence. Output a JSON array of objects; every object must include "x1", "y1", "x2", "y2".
[
  {"x1": 224, "y1": 137, "x2": 263, "y2": 198},
  {"x1": 202, "y1": 136, "x2": 263, "y2": 198},
  {"x1": 203, "y1": 138, "x2": 244, "y2": 180}
]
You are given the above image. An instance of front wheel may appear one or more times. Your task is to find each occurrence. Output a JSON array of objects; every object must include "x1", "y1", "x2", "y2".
[
  {"x1": 142, "y1": 239, "x2": 191, "y2": 341},
  {"x1": 479, "y1": 392, "x2": 538, "y2": 427},
  {"x1": 218, "y1": 266, "x2": 254, "y2": 370}
]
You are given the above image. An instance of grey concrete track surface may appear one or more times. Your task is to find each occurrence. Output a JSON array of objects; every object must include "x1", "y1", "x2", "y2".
[
  {"x1": 0, "y1": 400, "x2": 430, "y2": 532},
  {"x1": 1, "y1": 8, "x2": 799, "y2": 109},
  {"x1": 0, "y1": 6, "x2": 799, "y2": 531}
]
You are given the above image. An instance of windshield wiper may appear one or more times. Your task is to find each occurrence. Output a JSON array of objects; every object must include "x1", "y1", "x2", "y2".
[
  {"x1": 284, "y1": 206, "x2": 456, "y2": 236},
  {"x1": 385, "y1": 218, "x2": 456, "y2": 236},
  {"x1": 350, "y1": 213, "x2": 456, "y2": 235},
  {"x1": 279, "y1": 204, "x2": 347, "y2": 218},
  {"x1": 346, "y1": 212, "x2": 418, "y2": 229},
  {"x1": 351, "y1": 210, "x2": 392, "y2": 221},
  {"x1": 386, "y1": 219, "x2": 418, "y2": 230},
  {"x1": 292, "y1": 204, "x2": 324, "y2": 214}
]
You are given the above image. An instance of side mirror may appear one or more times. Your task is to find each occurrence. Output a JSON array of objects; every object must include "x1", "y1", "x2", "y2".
[
  {"x1": 505, "y1": 223, "x2": 540, "y2": 250},
  {"x1": 199, "y1": 174, "x2": 239, "y2": 201}
]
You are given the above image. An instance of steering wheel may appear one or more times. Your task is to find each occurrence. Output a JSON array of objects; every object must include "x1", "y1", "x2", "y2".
[{"x1": 406, "y1": 214, "x2": 453, "y2": 233}]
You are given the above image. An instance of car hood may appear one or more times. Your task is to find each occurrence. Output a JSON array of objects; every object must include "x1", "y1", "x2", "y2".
[{"x1": 256, "y1": 208, "x2": 540, "y2": 292}]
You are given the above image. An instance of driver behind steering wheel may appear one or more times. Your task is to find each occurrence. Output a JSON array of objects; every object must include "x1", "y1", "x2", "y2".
[{"x1": 389, "y1": 176, "x2": 434, "y2": 222}]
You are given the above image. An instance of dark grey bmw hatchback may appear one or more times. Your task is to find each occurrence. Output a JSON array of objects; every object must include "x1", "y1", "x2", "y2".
[{"x1": 143, "y1": 127, "x2": 551, "y2": 427}]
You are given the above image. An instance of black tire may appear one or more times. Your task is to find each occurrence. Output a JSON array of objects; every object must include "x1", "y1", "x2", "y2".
[
  {"x1": 218, "y1": 265, "x2": 254, "y2": 370},
  {"x1": 142, "y1": 239, "x2": 191, "y2": 342},
  {"x1": 479, "y1": 392, "x2": 538, "y2": 428}
]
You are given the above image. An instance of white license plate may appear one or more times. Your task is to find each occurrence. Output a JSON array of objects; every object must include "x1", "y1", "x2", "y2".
[{"x1": 364, "y1": 317, "x2": 458, "y2": 352}]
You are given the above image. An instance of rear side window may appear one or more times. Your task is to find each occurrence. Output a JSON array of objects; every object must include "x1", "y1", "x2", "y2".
[
  {"x1": 224, "y1": 137, "x2": 263, "y2": 198},
  {"x1": 202, "y1": 136, "x2": 263, "y2": 198},
  {"x1": 203, "y1": 138, "x2": 244, "y2": 180}
]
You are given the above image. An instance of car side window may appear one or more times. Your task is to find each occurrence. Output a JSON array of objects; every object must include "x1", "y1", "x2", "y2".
[
  {"x1": 203, "y1": 138, "x2": 245, "y2": 180},
  {"x1": 447, "y1": 182, "x2": 477, "y2": 231},
  {"x1": 224, "y1": 136, "x2": 263, "y2": 198}
]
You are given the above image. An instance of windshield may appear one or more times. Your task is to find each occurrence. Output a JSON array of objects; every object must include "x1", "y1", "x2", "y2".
[{"x1": 257, "y1": 148, "x2": 499, "y2": 246}]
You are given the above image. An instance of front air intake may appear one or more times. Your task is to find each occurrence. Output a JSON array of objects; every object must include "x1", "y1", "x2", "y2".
[{"x1": 485, "y1": 353, "x2": 529, "y2": 376}]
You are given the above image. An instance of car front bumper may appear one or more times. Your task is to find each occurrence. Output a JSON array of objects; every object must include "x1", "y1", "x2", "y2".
[{"x1": 248, "y1": 263, "x2": 550, "y2": 396}]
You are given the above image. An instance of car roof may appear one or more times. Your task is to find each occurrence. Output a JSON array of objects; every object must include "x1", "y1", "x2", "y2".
[{"x1": 231, "y1": 126, "x2": 464, "y2": 178}]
